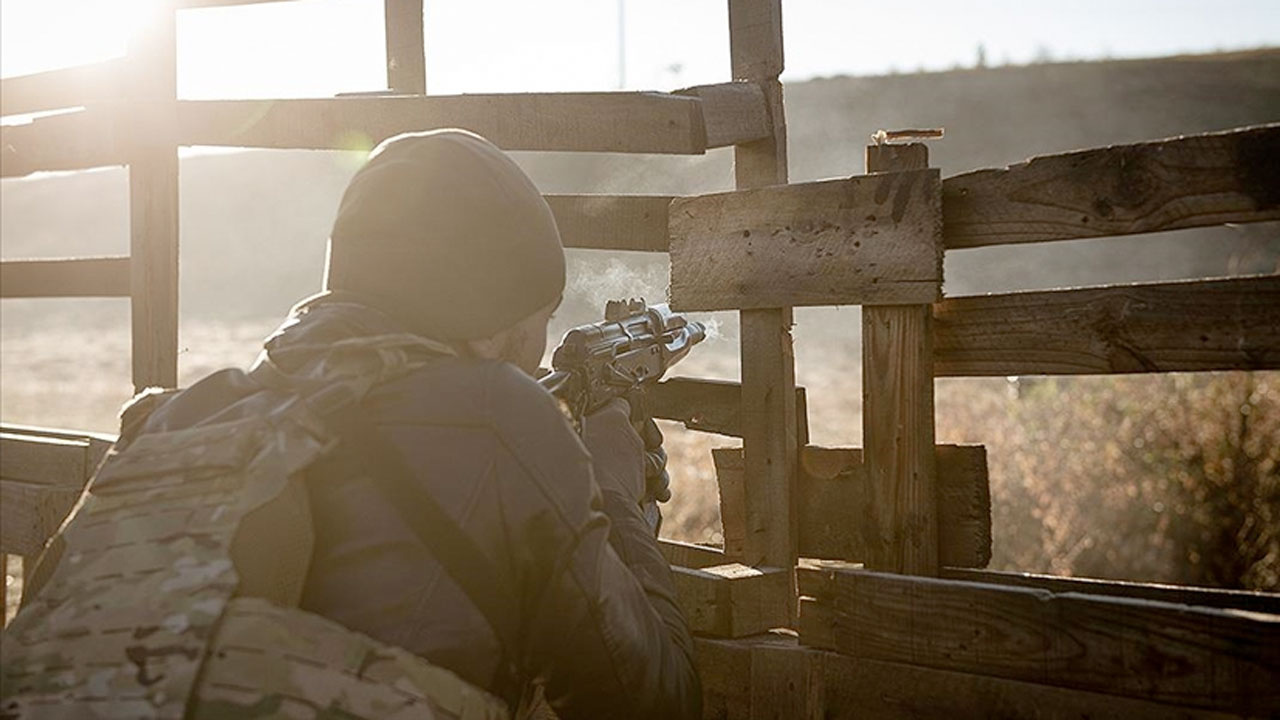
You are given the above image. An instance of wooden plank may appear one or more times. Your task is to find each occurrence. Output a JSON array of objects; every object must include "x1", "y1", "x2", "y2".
[
  {"x1": 658, "y1": 539, "x2": 727, "y2": 569},
  {"x1": 0, "y1": 257, "x2": 132, "y2": 298},
  {"x1": 942, "y1": 123, "x2": 1280, "y2": 249},
  {"x1": 127, "y1": 7, "x2": 181, "y2": 390},
  {"x1": 0, "y1": 424, "x2": 116, "y2": 471},
  {"x1": 862, "y1": 307, "x2": 938, "y2": 572},
  {"x1": 175, "y1": 93, "x2": 708, "y2": 154},
  {"x1": 0, "y1": 434, "x2": 89, "y2": 487},
  {"x1": 712, "y1": 448, "x2": 748, "y2": 561},
  {"x1": 942, "y1": 568, "x2": 1280, "y2": 615},
  {"x1": 0, "y1": 480, "x2": 83, "y2": 557},
  {"x1": 727, "y1": 0, "x2": 784, "y2": 81},
  {"x1": 675, "y1": 82, "x2": 772, "y2": 149},
  {"x1": 668, "y1": 170, "x2": 944, "y2": 311},
  {"x1": 861, "y1": 143, "x2": 939, "y2": 577},
  {"x1": 933, "y1": 274, "x2": 1280, "y2": 376},
  {"x1": 384, "y1": 0, "x2": 426, "y2": 94},
  {"x1": 647, "y1": 377, "x2": 807, "y2": 439},
  {"x1": 800, "y1": 445, "x2": 988, "y2": 567},
  {"x1": 729, "y1": 0, "x2": 797, "y2": 622},
  {"x1": 0, "y1": 59, "x2": 123, "y2": 117},
  {"x1": 544, "y1": 195, "x2": 672, "y2": 252},
  {"x1": 697, "y1": 634, "x2": 1240, "y2": 720},
  {"x1": 672, "y1": 564, "x2": 791, "y2": 638},
  {"x1": 718, "y1": 445, "x2": 990, "y2": 567},
  {"x1": 0, "y1": 109, "x2": 124, "y2": 178},
  {"x1": 797, "y1": 566, "x2": 1280, "y2": 715}
]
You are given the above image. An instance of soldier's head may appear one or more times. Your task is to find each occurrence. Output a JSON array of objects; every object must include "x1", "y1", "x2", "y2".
[{"x1": 325, "y1": 129, "x2": 564, "y2": 374}]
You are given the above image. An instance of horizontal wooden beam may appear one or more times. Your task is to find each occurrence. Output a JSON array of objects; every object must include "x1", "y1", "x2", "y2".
[
  {"x1": 0, "y1": 59, "x2": 123, "y2": 117},
  {"x1": 675, "y1": 82, "x2": 772, "y2": 149},
  {"x1": 941, "y1": 568, "x2": 1280, "y2": 616},
  {"x1": 0, "y1": 434, "x2": 90, "y2": 487},
  {"x1": 669, "y1": 169, "x2": 943, "y2": 311},
  {"x1": 0, "y1": 110, "x2": 124, "y2": 178},
  {"x1": 0, "y1": 424, "x2": 117, "y2": 462},
  {"x1": 176, "y1": 93, "x2": 711, "y2": 154},
  {"x1": 942, "y1": 123, "x2": 1280, "y2": 249},
  {"x1": 0, "y1": 257, "x2": 132, "y2": 298},
  {"x1": 715, "y1": 445, "x2": 990, "y2": 567},
  {"x1": 545, "y1": 195, "x2": 672, "y2": 252},
  {"x1": 696, "y1": 634, "x2": 1244, "y2": 720},
  {"x1": 933, "y1": 274, "x2": 1280, "y2": 376},
  {"x1": 672, "y1": 564, "x2": 790, "y2": 637},
  {"x1": 648, "y1": 377, "x2": 807, "y2": 440},
  {"x1": 0, "y1": 429, "x2": 102, "y2": 558},
  {"x1": 798, "y1": 566, "x2": 1280, "y2": 715},
  {"x1": 658, "y1": 538, "x2": 727, "y2": 569}
]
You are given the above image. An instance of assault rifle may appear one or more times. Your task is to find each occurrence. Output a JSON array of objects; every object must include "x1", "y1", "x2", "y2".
[{"x1": 539, "y1": 299, "x2": 706, "y2": 426}]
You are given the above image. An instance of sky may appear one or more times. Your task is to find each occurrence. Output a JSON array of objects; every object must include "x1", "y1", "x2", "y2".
[{"x1": 1, "y1": 0, "x2": 1278, "y2": 98}]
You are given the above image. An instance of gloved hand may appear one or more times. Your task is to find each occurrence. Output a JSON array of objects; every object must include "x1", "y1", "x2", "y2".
[
  {"x1": 635, "y1": 417, "x2": 670, "y2": 537},
  {"x1": 635, "y1": 417, "x2": 672, "y2": 505},
  {"x1": 580, "y1": 398, "x2": 646, "y2": 505}
]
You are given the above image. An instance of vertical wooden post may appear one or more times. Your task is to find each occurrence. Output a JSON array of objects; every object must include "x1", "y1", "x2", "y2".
[
  {"x1": 127, "y1": 6, "x2": 179, "y2": 391},
  {"x1": 728, "y1": 0, "x2": 797, "y2": 613},
  {"x1": 862, "y1": 142, "x2": 939, "y2": 576},
  {"x1": 384, "y1": 0, "x2": 426, "y2": 94}
]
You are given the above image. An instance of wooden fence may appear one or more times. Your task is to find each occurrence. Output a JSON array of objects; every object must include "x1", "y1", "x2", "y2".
[{"x1": 2, "y1": 1, "x2": 1278, "y2": 717}]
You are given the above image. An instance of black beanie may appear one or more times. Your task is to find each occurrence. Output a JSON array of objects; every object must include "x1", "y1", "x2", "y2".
[{"x1": 325, "y1": 129, "x2": 565, "y2": 340}]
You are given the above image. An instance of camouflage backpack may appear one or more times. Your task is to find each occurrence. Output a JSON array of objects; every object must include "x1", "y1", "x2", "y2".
[{"x1": 1, "y1": 331, "x2": 510, "y2": 720}]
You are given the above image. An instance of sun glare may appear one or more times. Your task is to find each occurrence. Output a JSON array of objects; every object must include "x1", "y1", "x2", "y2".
[{"x1": 0, "y1": 0, "x2": 162, "y2": 78}]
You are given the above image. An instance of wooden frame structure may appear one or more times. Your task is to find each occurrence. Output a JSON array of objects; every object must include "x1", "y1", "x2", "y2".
[{"x1": 3, "y1": 1, "x2": 1278, "y2": 717}]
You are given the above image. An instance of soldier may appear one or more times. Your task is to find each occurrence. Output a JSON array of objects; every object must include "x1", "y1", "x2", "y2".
[{"x1": 2, "y1": 130, "x2": 700, "y2": 720}]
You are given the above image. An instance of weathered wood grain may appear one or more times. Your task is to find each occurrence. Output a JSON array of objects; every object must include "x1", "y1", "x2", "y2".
[
  {"x1": 697, "y1": 634, "x2": 1242, "y2": 720},
  {"x1": 797, "y1": 566, "x2": 1280, "y2": 714},
  {"x1": 861, "y1": 143, "x2": 940, "y2": 578},
  {"x1": 0, "y1": 59, "x2": 123, "y2": 117},
  {"x1": 668, "y1": 170, "x2": 944, "y2": 311},
  {"x1": 672, "y1": 564, "x2": 791, "y2": 637},
  {"x1": 803, "y1": 445, "x2": 988, "y2": 567},
  {"x1": 675, "y1": 82, "x2": 772, "y2": 149},
  {"x1": 0, "y1": 110, "x2": 123, "y2": 178},
  {"x1": 933, "y1": 274, "x2": 1280, "y2": 376},
  {"x1": 862, "y1": 303, "x2": 939, "y2": 575},
  {"x1": 717, "y1": 445, "x2": 990, "y2": 567},
  {"x1": 175, "y1": 93, "x2": 709, "y2": 154},
  {"x1": 0, "y1": 434, "x2": 89, "y2": 487},
  {"x1": 713, "y1": 448, "x2": 749, "y2": 561},
  {"x1": 729, "y1": 1, "x2": 798, "y2": 616},
  {"x1": 647, "y1": 377, "x2": 808, "y2": 439},
  {"x1": 0, "y1": 432, "x2": 95, "y2": 558},
  {"x1": 0, "y1": 257, "x2": 131, "y2": 298},
  {"x1": 942, "y1": 123, "x2": 1280, "y2": 249},
  {"x1": 658, "y1": 539, "x2": 728, "y2": 569},
  {"x1": 127, "y1": 8, "x2": 181, "y2": 390},
  {"x1": 0, "y1": 424, "x2": 116, "y2": 471},
  {"x1": 544, "y1": 194, "x2": 672, "y2": 252},
  {"x1": 384, "y1": 0, "x2": 426, "y2": 94},
  {"x1": 727, "y1": 0, "x2": 785, "y2": 81},
  {"x1": 941, "y1": 567, "x2": 1280, "y2": 615}
]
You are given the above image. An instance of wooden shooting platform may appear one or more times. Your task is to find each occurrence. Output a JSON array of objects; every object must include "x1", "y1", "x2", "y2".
[{"x1": 3, "y1": 2, "x2": 1279, "y2": 717}]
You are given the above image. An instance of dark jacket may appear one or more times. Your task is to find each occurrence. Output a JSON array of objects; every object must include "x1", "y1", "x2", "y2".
[{"x1": 141, "y1": 299, "x2": 701, "y2": 720}]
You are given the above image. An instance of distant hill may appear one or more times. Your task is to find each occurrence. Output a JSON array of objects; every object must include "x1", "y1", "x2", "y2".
[{"x1": 3, "y1": 49, "x2": 1277, "y2": 328}]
